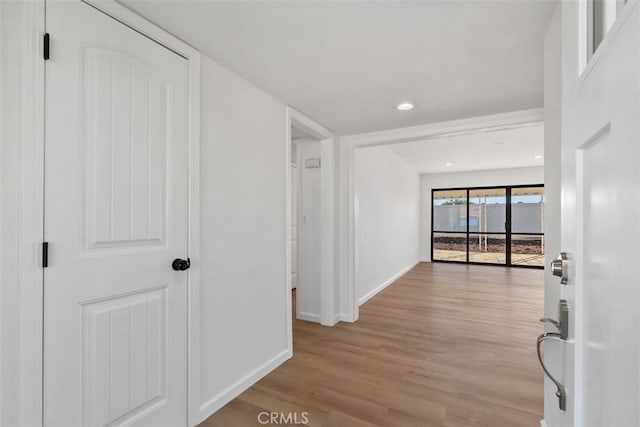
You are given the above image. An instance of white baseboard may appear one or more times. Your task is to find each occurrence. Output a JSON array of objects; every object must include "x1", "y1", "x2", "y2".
[
  {"x1": 357, "y1": 260, "x2": 419, "y2": 306},
  {"x1": 339, "y1": 313, "x2": 356, "y2": 322},
  {"x1": 329, "y1": 313, "x2": 340, "y2": 326},
  {"x1": 297, "y1": 312, "x2": 321, "y2": 323},
  {"x1": 197, "y1": 348, "x2": 291, "y2": 424}
]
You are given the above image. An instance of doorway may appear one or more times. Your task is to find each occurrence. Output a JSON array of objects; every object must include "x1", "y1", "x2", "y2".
[
  {"x1": 290, "y1": 127, "x2": 322, "y2": 322},
  {"x1": 286, "y1": 108, "x2": 337, "y2": 329},
  {"x1": 339, "y1": 111, "x2": 545, "y2": 322}
]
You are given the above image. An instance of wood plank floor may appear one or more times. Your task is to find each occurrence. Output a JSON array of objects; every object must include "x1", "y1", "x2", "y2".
[{"x1": 201, "y1": 262, "x2": 544, "y2": 427}]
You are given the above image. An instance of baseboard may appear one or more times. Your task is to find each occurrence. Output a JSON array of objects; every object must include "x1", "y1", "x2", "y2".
[
  {"x1": 339, "y1": 313, "x2": 356, "y2": 322},
  {"x1": 197, "y1": 348, "x2": 291, "y2": 424},
  {"x1": 329, "y1": 313, "x2": 340, "y2": 326},
  {"x1": 297, "y1": 312, "x2": 321, "y2": 323},
  {"x1": 358, "y1": 260, "x2": 419, "y2": 306}
]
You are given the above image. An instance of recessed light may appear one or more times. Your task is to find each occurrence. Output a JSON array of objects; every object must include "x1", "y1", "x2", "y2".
[
  {"x1": 445, "y1": 162, "x2": 453, "y2": 167},
  {"x1": 397, "y1": 102, "x2": 414, "y2": 111},
  {"x1": 534, "y1": 155, "x2": 543, "y2": 159}
]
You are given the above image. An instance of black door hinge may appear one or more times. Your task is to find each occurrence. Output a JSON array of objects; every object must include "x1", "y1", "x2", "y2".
[
  {"x1": 43, "y1": 33, "x2": 50, "y2": 60},
  {"x1": 42, "y1": 242, "x2": 49, "y2": 268}
]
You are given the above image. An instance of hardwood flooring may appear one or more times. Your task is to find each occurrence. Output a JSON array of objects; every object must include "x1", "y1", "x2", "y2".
[{"x1": 201, "y1": 262, "x2": 544, "y2": 426}]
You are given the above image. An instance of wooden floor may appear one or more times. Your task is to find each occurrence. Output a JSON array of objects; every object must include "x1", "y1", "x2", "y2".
[{"x1": 201, "y1": 262, "x2": 544, "y2": 426}]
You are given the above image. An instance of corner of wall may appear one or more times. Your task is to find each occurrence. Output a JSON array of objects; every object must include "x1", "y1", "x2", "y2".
[
  {"x1": 197, "y1": 349, "x2": 291, "y2": 424},
  {"x1": 357, "y1": 260, "x2": 419, "y2": 306}
]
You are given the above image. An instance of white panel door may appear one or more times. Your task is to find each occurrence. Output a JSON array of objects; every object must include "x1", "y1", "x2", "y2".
[
  {"x1": 560, "y1": 2, "x2": 640, "y2": 425},
  {"x1": 44, "y1": 2, "x2": 189, "y2": 426},
  {"x1": 291, "y1": 163, "x2": 298, "y2": 290}
]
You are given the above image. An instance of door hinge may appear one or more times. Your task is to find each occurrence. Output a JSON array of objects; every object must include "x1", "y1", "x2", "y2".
[
  {"x1": 43, "y1": 33, "x2": 50, "y2": 60},
  {"x1": 42, "y1": 242, "x2": 49, "y2": 268}
]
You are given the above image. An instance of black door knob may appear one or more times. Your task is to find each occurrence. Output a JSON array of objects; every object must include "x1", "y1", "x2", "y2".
[{"x1": 172, "y1": 258, "x2": 191, "y2": 271}]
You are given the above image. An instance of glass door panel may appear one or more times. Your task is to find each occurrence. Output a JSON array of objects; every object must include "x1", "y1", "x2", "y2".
[
  {"x1": 468, "y1": 188, "x2": 506, "y2": 264},
  {"x1": 469, "y1": 233, "x2": 507, "y2": 264},
  {"x1": 433, "y1": 233, "x2": 467, "y2": 262},
  {"x1": 511, "y1": 235, "x2": 545, "y2": 267},
  {"x1": 433, "y1": 189, "x2": 468, "y2": 232},
  {"x1": 511, "y1": 186, "x2": 544, "y2": 267},
  {"x1": 511, "y1": 187, "x2": 544, "y2": 234}
]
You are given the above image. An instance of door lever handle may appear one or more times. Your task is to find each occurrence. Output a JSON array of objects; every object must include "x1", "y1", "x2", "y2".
[
  {"x1": 540, "y1": 300, "x2": 569, "y2": 340},
  {"x1": 537, "y1": 332, "x2": 567, "y2": 411},
  {"x1": 540, "y1": 318, "x2": 560, "y2": 329},
  {"x1": 539, "y1": 317, "x2": 568, "y2": 340}
]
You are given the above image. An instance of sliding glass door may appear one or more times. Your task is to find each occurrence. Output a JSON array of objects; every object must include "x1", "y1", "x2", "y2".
[{"x1": 431, "y1": 185, "x2": 544, "y2": 268}]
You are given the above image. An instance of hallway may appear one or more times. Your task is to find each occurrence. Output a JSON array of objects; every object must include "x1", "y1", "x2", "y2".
[{"x1": 202, "y1": 263, "x2": 544, "y2": 426}]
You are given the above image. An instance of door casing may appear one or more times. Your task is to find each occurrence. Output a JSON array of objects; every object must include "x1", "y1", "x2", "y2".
[
  {"x1": 285, "y1": 107, "x2": 337, "y2": 329},
  {"x1": 8, "y1": 1, "x2": 202, "y2": 425}
]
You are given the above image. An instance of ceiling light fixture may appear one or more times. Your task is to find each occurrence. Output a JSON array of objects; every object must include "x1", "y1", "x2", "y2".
[
  {"x1": 445, "y1": 162, "x2": 453, "y2": 167},
  {"x1": 397, "y1": 102, "x2": 414, "y2": 111},
  {"x1": 534, "y1": 155, "x2": 543, "y2": 159}
]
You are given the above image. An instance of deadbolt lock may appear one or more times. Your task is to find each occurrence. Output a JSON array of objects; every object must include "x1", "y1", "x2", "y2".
[{"x1": 551, "y1": 252, "x2": 569, "y2": 284}]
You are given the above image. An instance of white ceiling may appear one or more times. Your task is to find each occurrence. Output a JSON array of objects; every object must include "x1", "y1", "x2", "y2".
[
  {"x1": 119, "y1": 0, "x2": 557, "y2": 135},
  {"x1": 387, "y1": 122, "x2": 544, "y2": 174}
]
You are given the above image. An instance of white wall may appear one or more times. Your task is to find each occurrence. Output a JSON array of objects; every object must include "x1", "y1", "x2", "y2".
[
  {"x1": 198, "y1": 56, "x2": 289, "y2": 420},
  {"x1": 355, "y1": 146, "x2": 420, "y2": 305},
  {"x1": 419, "y1": 166, "x2": 545, "y2": 261},
  {"x1": 543, "y1": 5, "x2": 563, "y2": 426}
]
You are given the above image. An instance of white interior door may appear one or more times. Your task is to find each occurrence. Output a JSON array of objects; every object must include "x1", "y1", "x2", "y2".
[
  {"x1": 561, "y1": 2, "x2": 640, "y2": 425},
  {"x1": 44, "y1": 2, "x2": 190, "y2": 426},
  {"x1": 291, "y1": 163, "x2": 298, "y2": 290}
]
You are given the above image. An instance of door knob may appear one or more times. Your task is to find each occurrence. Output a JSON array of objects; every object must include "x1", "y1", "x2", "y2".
[
  {"x1": 172, "y1": 258, "x2": 191, "y2": 271},
  {"x1": 551, "y1": 252, "x2": 569, "y2": 284}
]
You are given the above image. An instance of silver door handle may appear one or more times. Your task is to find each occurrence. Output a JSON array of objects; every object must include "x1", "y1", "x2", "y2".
[
  {"x1": 551, "y1": 252, "x2": 569, "y2": 284},
  {"x1": 540, "y1": 317, "x2": 560, "y2": 329},
  {"x1": 539, "y1": 300, "x2": 569, "y2": 340},
  {"x1": 537, "y1": 332, "x2": 567, "y2": 411}
]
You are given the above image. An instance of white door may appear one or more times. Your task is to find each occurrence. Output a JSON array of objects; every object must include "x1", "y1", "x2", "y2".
[
  {"x1": 44, "y1": 2, "x2": 190, "y2": 426},
  {"x1": 291, "y1": 163, "x2": 298, "y2": 289},
  {"x1": 560, "y1": 1, "x2": 640, "y2": 425}
]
